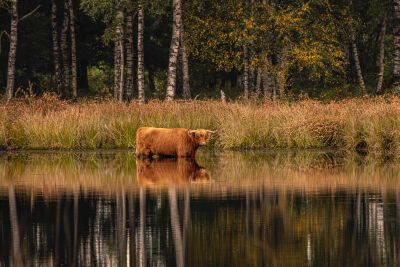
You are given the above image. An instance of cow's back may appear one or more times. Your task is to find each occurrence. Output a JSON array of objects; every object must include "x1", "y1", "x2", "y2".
[
  {"x1": 137, "y1": 158, "x2": 200, "y2": 185},
  {"x1": 136, "y1": 127, "x2": 188, "y2": 156}
]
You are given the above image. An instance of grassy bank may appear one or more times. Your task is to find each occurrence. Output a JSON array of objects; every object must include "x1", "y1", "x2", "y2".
[{"x1": 1, "y1": 94, "x2": 400, "y2": 150}]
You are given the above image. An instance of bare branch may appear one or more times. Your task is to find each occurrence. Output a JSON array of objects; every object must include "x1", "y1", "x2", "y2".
[
  {"x1": 0, "y1": 30, "x2": 10, "y2": 39},
  {"x1": 19, "y1": 4, "x2": 40, "y2": 22},
  {"x1": 152, "y1": 15, "x2": 163, "y2": 30},
  {"x1": 0, "y1": 5, "x2": 11, "y2": 15},
  {"x1": 0, "y1": 30, "x2": 10, "y2": 55}
]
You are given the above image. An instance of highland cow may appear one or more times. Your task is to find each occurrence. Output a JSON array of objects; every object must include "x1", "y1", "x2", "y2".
[
  {"x1": 137, "y1": 158, "x2": 211, "y2": 186},
  {"x1": 136, "y1": 127, "x2": 215, "y2": 158}
]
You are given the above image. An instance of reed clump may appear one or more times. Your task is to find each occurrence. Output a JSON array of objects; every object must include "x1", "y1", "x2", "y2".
[{"x1": 2, "y1": 94, "x2": 400, "y2": 151}]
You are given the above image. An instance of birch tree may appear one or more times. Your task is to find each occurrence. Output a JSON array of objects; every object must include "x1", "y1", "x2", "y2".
[
  {"x1": 1, "y1": 0, "x2": 40, "y2": 100},
  {"x1": 351, "y1": 29, "x2": 366, "y2": 94},
  {"x1": 61, "y1": 0, "x2": 71, "y2": 98},
  {"x1": 137, "y1": 1, "x2": 145, "y2": 104},
  {"x1": 125, "y1": 9, "x2": 135, "y2": 101},
  {"x1": 6, "y1": 0, "x2": 18, "y2": 100},
  {"x1": 394, "y1": 0, "x2": 400, "y2": 92},
  {"x1": 68, "y1": 0, "x2": 77, "y2": 99},
  {"x1": 181, "y1": 27, "x2": 191, "y2": 99},
  {"x1": 243, "y1": 46, "x2": 249, "y2": 99},
  {"x1": 376, "y1": 15, "x2": 386, "y2": 94},
  {"x1": 114, "y1": 6, "x2": 124, "y2": 101},
  {"x1": 166, "y1": 0, "x2": 182, "y2": 101},
  {"x1": 51, "y1": 0, "x2": 63, "y2": 95}
]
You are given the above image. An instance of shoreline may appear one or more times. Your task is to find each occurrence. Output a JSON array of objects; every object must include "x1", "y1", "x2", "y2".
[{"x1": 2, "y1": 95, "x2": 400, "y2": 151}]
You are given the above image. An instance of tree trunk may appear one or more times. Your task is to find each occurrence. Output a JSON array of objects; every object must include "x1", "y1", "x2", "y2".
[
  {"x1": 117, "y1": 190, "x2": 127, "y2": 266},
  {"x1": 126, "y1": 10, "x2": 135, "y2": 102},
  {"x1": 243, "y1": 46, "x2": 249, "y2": 99},
  {"x1": 377, "y1": 15, "x2": 386, "y2": 94},
  {"x1": 55, "y1": 194, "x2": 61, "y2": 264},
  {"x1": 72, "y1": 190, "x2": 79, "y2": 266},
  {"x1": 168, "y1": 188, "x2": 184, "y2": 267},
  {"x1": 139, "y1": 187, "x2": 146, "y2": 267},
  {"x1": 6, "y1": 0, "x2": 18, "y2": 100},
  {"x1": 181, "y1": 27, "x2": 191, "y2": 99},
  {"x1": 394, "y1": 0, "x2": 400, "y2": 92},
  {"x1": 351, "y1": 29, "x2": 366, "y2": 95},
  {"x1": 137, "y1": 2, "x2": 145, "y2": 105},
  {"x1": 61, "y1": 0, "x2": 71, "y2": 98},
  {"x1": 9, "y1": 186, "x2": 23, "y2": 266},
  {"x1": 256, "y1": 67, "x2": 261, "y2": 97},
  {"x1": 114, "y1": 8, "x2": 124, "y2": 101},
  {"x1": 114, "y1": 35, "x2": 121, "y2": 100},
  {"x1": 51, "y1": 0, "x2": 63, "y2": 96},
  {"x1": 77, "y1": 59, "x2": 89, "y2": 90},
  {"x1": 166, "y1": 0, "x2": 182, "y2": 101},
  {"x1": 129, "y1": 193, "x2": 136, "y2": 267},
  {"x1": 148, "y1": 65, "x2": 155, "y2": 93},
  {"x1": 119, "y1": 23, "x2": 125, "y2": 102},
  {"x1": 68, "y1": 0, "x2": 77, "y2": 99}
]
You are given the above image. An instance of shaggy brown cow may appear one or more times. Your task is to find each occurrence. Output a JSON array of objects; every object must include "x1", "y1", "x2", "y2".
[
  {"x1": 136, "y1": 127, "x2": 215, "y2": 157},
  {"x1": 137, "y1": 158, "x2": 211, "y2": 186}
]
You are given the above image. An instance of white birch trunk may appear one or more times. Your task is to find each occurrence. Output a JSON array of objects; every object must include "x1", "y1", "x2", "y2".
[
  {"x1": 394, "y1": 0, "x2": 400, "y2": 91},
  {"x1": 166, "y1": 0, "x2": 182, "y2": 101},
  {"x1": 6, "y1": 0, "x2": 18, "y2": 100},
  {"x1": 181, "y1": 27, "x2": 191, "y2": 99},
  {"x1": 139, "y1": 187, "x2": 146, "y2": 267},
  {"x1": 51, "y1": 0, "x2": 63, "y2": 95},
  {"x1": 114, "y1": 8, "x2": 124, "y2": 101},
  {"x1": 256, "y1": 67, "x2": 261, "y2": 97},
  {"x1": 377, "y1": 15, "x2": 386, "y2": 94},
  {"x1": 119, "y1": 21, "x2": 125, "y2": 102},
  {"x1": 68, "y1": 0, "x2": 77, "y2": 99},
  {"x1": 168, "y1": 188, "x2": 184, "y2": 267},
  {"x1": 61, "y1": 0, "x2": 71, "y2": 98},
  {"x1": 243, "y1": 46, "x2": 249, "y2": 99},
  {"x1": 137, "y1": 2, "x2": 145, "y2": 105},
  {"x1": 114, "y1": 35, "x2": 121, "y2": 100},
  {"x1": 351, "y1": 29, "x2": 366, "y2": 95},
  {"x1": 126, "y1": 11, "x2": 135, "y2": 101},
  {"x1": 9, "y1": 186, "x2": 23, "y2": 266}
]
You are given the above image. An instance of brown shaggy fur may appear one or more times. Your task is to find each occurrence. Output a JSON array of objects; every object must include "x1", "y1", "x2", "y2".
[
  {"x1": 136, "y1": 127, "x2": 213, "y2": 157},
  {"x1": 137, "y1": 158, "x2": 210, "y2": 186}
]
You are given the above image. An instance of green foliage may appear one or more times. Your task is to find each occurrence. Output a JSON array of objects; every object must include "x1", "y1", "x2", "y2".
[
  {"x1": 87, "y1": 64, "x2": 114, "y2": 97},
  {"x1": 185, "y1": 0, "x2": 348, "y2": 88}
]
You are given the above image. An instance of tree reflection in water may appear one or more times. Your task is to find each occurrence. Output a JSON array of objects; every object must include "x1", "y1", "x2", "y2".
[{"x1": 0, "y1": 151, "x2": 399, "y2": 266}]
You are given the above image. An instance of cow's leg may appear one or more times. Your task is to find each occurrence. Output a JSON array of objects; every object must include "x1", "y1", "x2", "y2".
[{"x1": 141, "y1": 147, "x2": 152, "y2": 158}]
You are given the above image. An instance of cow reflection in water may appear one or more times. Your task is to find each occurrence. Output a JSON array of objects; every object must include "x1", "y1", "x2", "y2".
[{"x1": 137, "y1": 157, "x2": 210, "y2": 186}]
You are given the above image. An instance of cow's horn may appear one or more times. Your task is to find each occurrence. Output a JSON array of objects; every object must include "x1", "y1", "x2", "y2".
[
  {"x1": 189, "y1": 130, "x2": 196, "y2": 135},
  {"x1": 206, "y1": 130, "x2": 216, "y2": 134}
]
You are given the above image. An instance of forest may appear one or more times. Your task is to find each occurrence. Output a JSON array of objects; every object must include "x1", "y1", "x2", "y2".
[{"x1": 0, "y1": 0, "x2": 398, "y2": 101}]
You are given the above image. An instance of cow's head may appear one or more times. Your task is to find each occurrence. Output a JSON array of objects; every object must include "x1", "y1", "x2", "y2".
[
  {"x1": 193, "y1": 167, "x2": 211, "y2": 183},
  {"x1": 189, "y1": 129, "x2": 216, "y2": 146}
]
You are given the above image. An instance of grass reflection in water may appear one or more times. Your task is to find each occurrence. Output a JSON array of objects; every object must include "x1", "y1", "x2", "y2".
[{"x1": 0, "y1": 150, "x2": 399, "y2": 266}]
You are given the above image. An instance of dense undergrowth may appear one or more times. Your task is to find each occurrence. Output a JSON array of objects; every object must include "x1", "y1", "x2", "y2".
[{"x1": 1, "y1": 94, "x2": 400, "y2": 151}]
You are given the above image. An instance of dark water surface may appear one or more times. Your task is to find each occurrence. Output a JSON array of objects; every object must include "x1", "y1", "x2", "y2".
[{"x1": 1, "y1": 150, "x2": 400, "y2": 266}]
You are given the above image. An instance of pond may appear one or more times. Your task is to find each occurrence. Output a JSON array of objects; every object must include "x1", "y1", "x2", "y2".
[{"x1": 0, "y1": 150, "x2": 399, "y2": 266}]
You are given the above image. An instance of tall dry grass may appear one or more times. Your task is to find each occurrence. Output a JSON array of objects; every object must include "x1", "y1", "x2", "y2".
[{"x1": 2, "y1": 94, "x2": 400, "y2": 150}]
